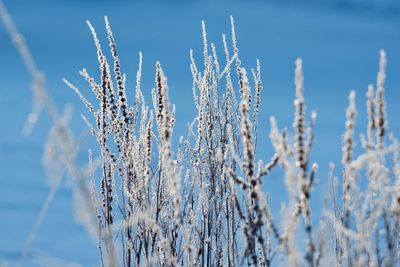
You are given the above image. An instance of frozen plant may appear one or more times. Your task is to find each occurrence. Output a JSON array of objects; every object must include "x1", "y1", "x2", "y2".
[{"x1": 64, "y1": 16, "x2": 400, "y2": 267}]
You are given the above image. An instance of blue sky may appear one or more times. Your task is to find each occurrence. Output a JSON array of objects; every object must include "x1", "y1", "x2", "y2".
[{"x1": 0, "y1": 0, "x2": 400, "y2": 266}]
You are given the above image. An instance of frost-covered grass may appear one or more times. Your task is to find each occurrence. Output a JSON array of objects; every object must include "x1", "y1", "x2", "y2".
[
  {"x1": 1, "y1": 0, "x2": 400, "y2": 265},
  {"x1": 61, "y1": 17, "x2": 400, "y2": 266}
]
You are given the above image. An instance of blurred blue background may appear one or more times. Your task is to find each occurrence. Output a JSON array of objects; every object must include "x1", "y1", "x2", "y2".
[{"x1": 0, "y1": 0, "x2": 399, "y2": 266}]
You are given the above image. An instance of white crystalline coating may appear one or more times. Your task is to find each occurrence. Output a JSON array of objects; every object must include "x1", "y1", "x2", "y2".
[{"x1": 2, "y1": 2, "x2": 399, "y2": 264}]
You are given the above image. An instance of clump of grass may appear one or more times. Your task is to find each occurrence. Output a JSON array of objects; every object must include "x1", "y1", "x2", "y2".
[{"x1": 64, "y1": 16, "x2": 400, "y2": 267}]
